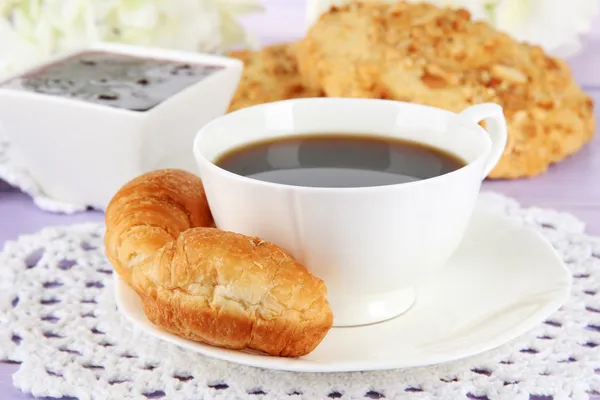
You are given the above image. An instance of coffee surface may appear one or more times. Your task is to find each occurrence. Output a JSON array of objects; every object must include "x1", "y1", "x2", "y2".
[
  {"x1": 1, "y1": 51, "x2": 223, "y2": 111},
  {"x1": 215, "y1": 134, "x2": 466, "y2": 188}
]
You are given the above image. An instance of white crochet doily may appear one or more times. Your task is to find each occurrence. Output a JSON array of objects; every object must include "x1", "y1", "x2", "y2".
[
  {"x1": 1, "y1": 193, "x2": 600, "y2": 400},
  {"x1": 0, "y1": 125, "x2": 88, "y2": 214}
]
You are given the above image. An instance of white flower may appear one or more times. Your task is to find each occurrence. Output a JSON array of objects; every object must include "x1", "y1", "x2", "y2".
[
  {"x1": 47, "y1": 0, "x2": 100, "y2": 50},
  {"x1": 0, "y1": 0, "x2": 99, "y2": 79},
  {"x1": 217, "y1": 0, "x2": 264, "y2": 50},
  {"x1": 0, "y1": 0, "x2": 263, "y2": 80},
  {"x1": 491, "y1": 0, "x2": 599, "y2": 56},
  {"x1": 97, "y1": 0, "x2": 222, "y2": 52},
  {"x1": 0, "y1": 19, "x2": 45, "y2": 78}
]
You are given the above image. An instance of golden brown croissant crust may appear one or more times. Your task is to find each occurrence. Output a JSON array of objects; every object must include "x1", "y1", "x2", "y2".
[
  {"x1": 296, "y1": 2, "x2": 595, "y2": 179},
  {"x1": 105, "y1": 169, "x2": 333, "y2": 357}
]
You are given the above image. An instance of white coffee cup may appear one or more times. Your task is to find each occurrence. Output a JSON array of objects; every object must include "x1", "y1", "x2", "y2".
[{"x1": 194, "y1": 98, "x2": 507, "y2": 327}]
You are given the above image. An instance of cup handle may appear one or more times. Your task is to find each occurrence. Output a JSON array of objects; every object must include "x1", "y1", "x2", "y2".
[{"x1": 459, "y1": 103, "x2": 508, "y2": 179}]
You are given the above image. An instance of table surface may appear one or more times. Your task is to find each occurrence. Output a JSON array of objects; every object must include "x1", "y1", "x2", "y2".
[{"x1": 1, "y1": 1, "x2": 600, "y2": 398}]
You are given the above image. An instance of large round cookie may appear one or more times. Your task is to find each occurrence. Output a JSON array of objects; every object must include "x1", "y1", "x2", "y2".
[{"x1": 296, "y1": 2, "x2": 595, "y2": 179}]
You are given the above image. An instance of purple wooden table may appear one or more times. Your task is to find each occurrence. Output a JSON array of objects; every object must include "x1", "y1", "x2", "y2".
[{"x1": 1, "y1": 1, "x2": 600, "y2": 398}]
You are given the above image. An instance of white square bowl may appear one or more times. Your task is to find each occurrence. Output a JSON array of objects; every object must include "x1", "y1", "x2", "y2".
[{"x1": 0, "y1": 42, "x2": 242, "y2": 210}]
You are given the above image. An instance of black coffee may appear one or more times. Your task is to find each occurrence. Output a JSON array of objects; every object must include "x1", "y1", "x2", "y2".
[
  {"x1": 215, "y1": 134, "x2": 466, "y2": 188},
  {"x1": 1, "y1": 51, "x2": 223, "y2": 112}
]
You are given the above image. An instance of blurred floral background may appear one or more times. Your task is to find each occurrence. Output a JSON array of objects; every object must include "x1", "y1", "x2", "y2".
[
  {"x1": 0, "y1": 0, "x2": 263, "y2": 80},
  {"x1": 0, "y1": 0, "x2": 598, "y2": 81}
]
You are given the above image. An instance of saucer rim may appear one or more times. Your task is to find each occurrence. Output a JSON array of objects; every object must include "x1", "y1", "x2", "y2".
[{"x1": 114, "y1": 210, "x2": 571, "y2": 373}]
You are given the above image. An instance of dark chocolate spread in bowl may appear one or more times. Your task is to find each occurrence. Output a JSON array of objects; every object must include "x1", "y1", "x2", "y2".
[{"x1": 1, "y1": 51, "x2": 224, "y2": 111}]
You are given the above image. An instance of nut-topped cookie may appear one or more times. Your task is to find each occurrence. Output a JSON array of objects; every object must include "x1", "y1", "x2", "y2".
[
  {"x1": 296, "y1": 1, "x2": 595, "y2": 178},
  {"x1": 228, "y1": 44, "x2": 323, "y2": 113}
]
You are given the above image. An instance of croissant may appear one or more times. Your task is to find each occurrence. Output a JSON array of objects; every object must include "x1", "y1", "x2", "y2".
[{"x1": 104, "y1": 169, "x2": 333, "y2": 357}]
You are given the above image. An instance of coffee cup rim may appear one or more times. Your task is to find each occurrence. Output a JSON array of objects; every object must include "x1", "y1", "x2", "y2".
[{"x1": 193, "y1": 98, "x2": 492, "y2": 192}]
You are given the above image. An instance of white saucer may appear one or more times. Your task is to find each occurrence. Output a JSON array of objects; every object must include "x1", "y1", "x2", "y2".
[{"x1": 114, "y1": 209, "x2": 571, "y2": 373}]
